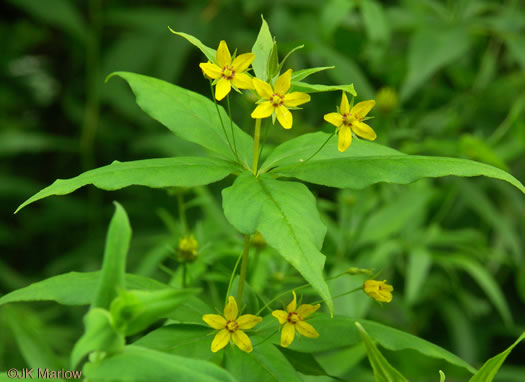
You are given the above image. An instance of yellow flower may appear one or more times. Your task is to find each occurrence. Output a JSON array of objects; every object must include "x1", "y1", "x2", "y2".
[
  {"x1": 251, "y1": 69, "x2": 311, "y2": 130},
  {"x1": 363, "y1": 280, "x2": 393, "y2": 303},
  {"x1": 272, "y1": 291, "x2": 320, "y2": 347},
  {"x1": 199, "y1": 40, "x2": 255, "y2": 101},
  {"x1": 202, "y1": 296, "x2": 262, "y2": 353},
  {"x1": 324, "y1": 92, "x2": 377, "y2": 152}
]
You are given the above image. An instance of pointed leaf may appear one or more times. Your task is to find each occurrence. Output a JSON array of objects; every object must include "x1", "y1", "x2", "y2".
[
  {"x1": 291, "y1": 66, "x2": 334, "y2": 82},
  {"x1": 251, "y1": 16, "x2": 274, "y2": 81},
  {"x1": 290, "y1": 81, "x2": 356, "y2": 95},
  {"x1": 169, "y1": 28, "x2": 216, "y2": 63}
]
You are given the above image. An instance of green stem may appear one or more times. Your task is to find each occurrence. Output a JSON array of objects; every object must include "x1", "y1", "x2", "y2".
[
  {"x1": 236, "y1": 235, "x2": 251, "y2": 304},
  {"x1": 210, "y1": 81, "x2": 237, "y2": 160},
  {"x1": 303, "y1": 130, "x2": 335, "y2": 163},
  {"x1": 225, "y1": 245, "x2": 244, "y2": 305},
  {"x1": 226, "y1": 94, "x2": 238, "y2": 157},
  {"x1": 253, "y1": 119, "x2": 262, "y2": 175},
  {"x1": 182, "y1": 263, "x2": 187, "y2": 288},
  {"x1": 177, "y1": 192, "x2": 187, "y2": 234},
  {"x1": 309, "y1": 286, "x2": 362, "y2": 306}
]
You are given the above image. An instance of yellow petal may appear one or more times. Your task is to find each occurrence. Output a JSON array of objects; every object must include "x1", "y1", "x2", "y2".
[
  {"x1": 224, "y1": 296, "x2": 238, "y2": 321},
  {"x1": 324, "y1": 112, "x2": 343, "y2": 127},
  {"x1": 232, "y1": 330, "x2": 253, "y2": 352},
  {"x1": 236, "y1": 314, "x2": 262, "y2": 330},
  {"x1": 338, "y1": 125, "x2": 352, "y2": 152},
  {"x1": 253, "y1": 77, "x2": 273, "y2": 99},
  {"x1": 211, "y1": 329, "x2": 231, "y2": 352},
  {"x1": 276, "y1": 105, "x2": 293, "y2": 130},
  {"x1": 232, "y1": 53, "x2": 255, "y2": 73},
  {"x1": 296, "y1": 304, "x2": 320, "y2": 319},
  {"x1": 340, "y1": 91, "x2": 350, "y2": 115},
  {"x1": 283, "y1": 92, "x2": 311, "y2": 107},
  {"x1": 351, "y1": 100, "x2": 375, "y2": 120},
  {"x1": 199, "y1": 62, "x2": 222, "y2": 79},
  {"x1": 274, "y1": 69, "x2": 292, "y2": 95},
  {"x1": 202, "y1": 314, "x2": 227, "y2": 330},
  {"x1": 215, "y1": 78, "x2": 231, "y2": 101},
  {"x1": 352, "y1": 120, "x2": 377, "y2": 141},
  {"x1": 272, "y1": 310, "x2": 288, "y2": 325},
  {"x1": 287, "y1": 291, "x2": 297, "y2": 313},
  {"x1": 251, "y1": 102, "x2": 274, "y2": 119},
  {"x1": 280, "y1": 322, "x2": 296, "y2": 347},
  {"x1": 296, "y1": 320, "x2": 319, "y2": 338},
  {"x1": 216, "y1": 40, "x2": 231, "y2": 68},
  {"x1": 231, "y1": 72, "x2": 254, "y2": 89}
]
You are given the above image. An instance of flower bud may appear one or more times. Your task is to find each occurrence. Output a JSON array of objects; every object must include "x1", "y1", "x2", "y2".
[
  {"x1": 252, "y1": 232, "x2": 266, "y2": 249},
  {"x1": 375, "y1": 87, "x2": 398, "y2": 114},
  {"x1": 345, "y1": 267, "x2": 372, "y2": 275},
  {"x1": 177, "y1": 234, "x2": 199, "y2": 263}
]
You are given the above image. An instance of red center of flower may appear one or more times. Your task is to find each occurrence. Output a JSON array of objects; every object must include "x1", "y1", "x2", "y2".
[
  {"x1": 287, "y1": 312, "x2": 301, "y2": 324},
  {"x1": 226, "y1": 320, "x2": 238, "y2": 332},
  {"x1": 342, "y1": 113, "x2": 353, "y2": 126},
  {"x1": 270, "y1": 94, "x2": 284, "y2": 107},
  {"x1": 222, "y1": 66, "x2": 235, "y2": 80}
]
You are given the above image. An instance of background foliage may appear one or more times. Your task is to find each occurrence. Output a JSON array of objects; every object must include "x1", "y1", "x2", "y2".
[{"x1": 1, "y1": 0, "x2": 524, "y2": 380}]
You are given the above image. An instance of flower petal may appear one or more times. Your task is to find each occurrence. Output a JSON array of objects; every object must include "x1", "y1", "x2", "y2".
[
  {"x1": 232, "y1": 53, "x2": 255, "y2": 73},
  {"x1": 351, "y1": 100, "x2": 375, "y2": 120},
  {"x1": 338, "y1": 125, "x2": 352, "y2": 152},
  {"x1": 215, "y1": 78, "x2": 231, "y2": 101},
  {"x1": 251, "y1": 102, "x2": 274, "y2": 119},
  {"x1": 296, "y1": 304, "x2": 320, "y2": 319},
  {"x1": 216, "y1": 40, "x2": 231, "y2": 68},
  {"x1": 324, "y1": 112, "x2": 343, "y2": 127},
  {"x1": 283, "y1": 92, "x2": 311, "y2": 107},
  {"x1": 224, "y1": 296, "x2": 238, "y2": 321},
  {"x1": 280, "y1": 322, "x2": 296, "y2": 347},
  {"x1": 202, "y1": 314, "x2": 227, "y2": 330},
  {"x1": 232, "y1": 330, "x2": 253, "y2": 352},
  {"x1": 237, "y1": 314, "x2": 262, "y2": 330},
  {"x1": 199, "y1": 62, "x2": 222, "y2": 79},
  {"x1": 340, "y1": 91, "x2": 350, "y2": 115},
  {"x1": 287, "y1": 291, "x2": 297, "y2": 313},
  {"x1": 272, "y1": 310, "x2": 288, "y2": 325},
  {"x1": 352, "y1": 120, "x2": 377, "y2": 141},
  {"x1": 253, "y1": 77, "x2": 273, "y2": 99},
  {"x1": 274, "y1": 69, "x2": 292, "y2": 95},
  {"x1": 231, "y1": 72, "x2": 254, "y2": 90},
  {"x1": 296, "y1": 320, "x2": 319, "y2": 338},
  {"x1": 211, "y1": 329, "x2": 231, "y2": 352},
  {"x1": 276, "y1": 105, "x2": 293, "y2": 130}
]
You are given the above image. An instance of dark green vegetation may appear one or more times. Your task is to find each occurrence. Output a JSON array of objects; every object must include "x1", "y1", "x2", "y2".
[{"x1": 1, "y1": 1, "x2": 525, "y2": 381}]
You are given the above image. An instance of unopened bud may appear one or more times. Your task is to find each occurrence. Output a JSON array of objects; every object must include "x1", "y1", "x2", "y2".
[
  {"x1": 345, "y1": 267, "x2": 372, "y2": 275},
  {"x1": 375, "y1": 87, "x2": 398, "y2": 114},
  {"x1": 177, "y1": 234, "x2": 199, "y2": 263},
  {"x1": 252, "y1": 232, "x2": 266, "y2": 249}
]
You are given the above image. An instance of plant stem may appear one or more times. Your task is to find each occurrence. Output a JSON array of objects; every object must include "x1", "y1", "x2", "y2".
[
  {"x1": 226, "y1": 94, "x2": 238, "y2": 157},
  {"x1": 236, "y1": 235, "x2": 251, "y2": 304},
  {"x1": 210, "y1": 81, "x2": 237, "y2": 161},
  {"x1": 225, "y1": 248, "x2": 244, "y2": 305},
  {"x1": 177, "y1": 191, "x2": 187, "y2": 234},
  {"x1": 182, "y1": 263, "x2": 187, "y2": 288},
  {"x1": 253, "y1": 119, "x2": 262, "y2": 175}
]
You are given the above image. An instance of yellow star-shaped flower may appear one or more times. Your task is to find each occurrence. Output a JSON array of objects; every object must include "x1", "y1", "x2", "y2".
[
  {"x1": 202, "y1": 296, "x2": 262, "y2": 353},
  {"x1": 324, "y1": 91, "x2": 377, "y2": 152},
  {"x1": 251, "y1": 69, "x2": 311, "y2": 130},
  {"x1": 363, "y1": 280, "x2": 393, "y2": 303},
  {"x1": 199, "y1": 41, "x2": 255, "y2": 101},
  {"x1": 272, "y1": 291, "x2": 320, "y2": 347}
]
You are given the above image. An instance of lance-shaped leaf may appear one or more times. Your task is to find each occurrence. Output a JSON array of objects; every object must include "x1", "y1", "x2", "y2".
[
  {"x1": 107, "y1": 72, "x2": 253, "y2": 166},
  {"x1": 290, "y1": 82, "x2": 356, "y2": 95},
  {"x1": 222, "y1": 172, "x2": 333, "y2": 313},
  {"x1": 251, "y1": 15, "x2": 274, "y2": 81},
  {"x1": 93, "y1": 202, "x2": 132, "y2": 309},
  {"x1": 168, "y1": 28, "x2": 216, "y2": 63},
  {"x1": 264, "y1": 132, "x2": 525, "y2": 194},
  {"x1": 16, "y1": 157, "x2": 238, "y2": 212}
]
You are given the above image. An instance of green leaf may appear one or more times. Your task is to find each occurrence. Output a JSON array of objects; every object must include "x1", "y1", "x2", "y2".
[
  {"x1": 267, "y1": 133, "x2": 525, "y2": 194},
  {"x1": 83, "y1": 345, "x2": 235, "y2": 382},
  {"x1": 291, "y1": 66, "x2": 335, "y2": 82},
  {"x1": 225, "y1": 342, "x2": 302, "y2": 382},
  {"x1": 279, "y1": 348, "x2": 331, "y2": 377},
  {"x1": 360, "y1": 0, "x2": 391, "y2": 44},
  {"x1": 107, "y1": 72, "x2": 253, "y2": 166},
  {"x1": 469, "y1": 332, "x2": 525, "y2": 382},
  {"x1": 71, "y1": 308, "x2": 125, "y2": 368},
  {"x1": 251, "y1": 16, "x2": 274, "y2": 82},
  {"x1": 16, "y1": 157, "x2": 237, "y2": 212},
  {"x1": 93, "y1": 202, "x2": 132, "y2": 309},
  {"x1": 0, "y1": 271, "x2": 168, "y2": 307},
  {"x1": 356, "y1": 322, "x2": 409, "y2": 382},
  {"x1": 434, "y1": 255, "x2": 513, "y2": 325},
  {"x1": 401, "y1": 26, "x2": 470, "y2": 101},
  {"x1": 290, "y1": 81, "x2": 356, "y2": 96},
  {"x1": 222, "y1": 172, "x2": 333, "y2": 313},
  {"x1": 405, "y1": 247, "x2": 433, "y2": 305},
  {"x1": 168, "y1": 28, "x2": 216, "y2": 63}
]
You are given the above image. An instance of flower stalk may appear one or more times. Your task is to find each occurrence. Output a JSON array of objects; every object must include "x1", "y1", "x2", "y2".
[
  {"x1": 236, "y1": 235, "x2": 251, "y2": 304},
  {"x1": 253, "y1": 119, "x2": 262, "y2": 176}
]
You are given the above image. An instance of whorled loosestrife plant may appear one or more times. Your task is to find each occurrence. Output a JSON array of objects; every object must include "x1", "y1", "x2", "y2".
[{"x1": 5, "y1": 18, "x2": 525, "y2": 382}]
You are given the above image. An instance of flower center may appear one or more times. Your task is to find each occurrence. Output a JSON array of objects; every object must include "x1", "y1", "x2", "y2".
[
  {"x1": 226, "y1": 320, "x2": 238, "y2": 333},
  {"x1": 342, "y1": 113, "x2": 353, "y2": 126},
  {"x1": 222, "y1": 66, "x2": 235, "y2": 80},
  {"x1": 270, "y1": 94, "x2": 284, "y2": 107},
  {"x1": 287, "y1": 312, "x2": 301, "y2": 324}
]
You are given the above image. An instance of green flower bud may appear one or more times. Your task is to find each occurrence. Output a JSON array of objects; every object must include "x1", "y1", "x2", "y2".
[
  {"x1": 177, "y1": 234, "x2": 199, "y2": 263},
  {"x1": 252, "y1": 232, "x2": 266, "y2": 249},
  {"x1": 375, "y1": 87, "x2": 398, "y2": 114},
  {"x1": 345, "y1": 267, "x2": 373, "y2": 275}
]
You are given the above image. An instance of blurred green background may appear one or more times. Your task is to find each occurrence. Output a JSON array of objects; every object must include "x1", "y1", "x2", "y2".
[{"x1": 1, "y1": 0, "x2": 524, "y2": 380}]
